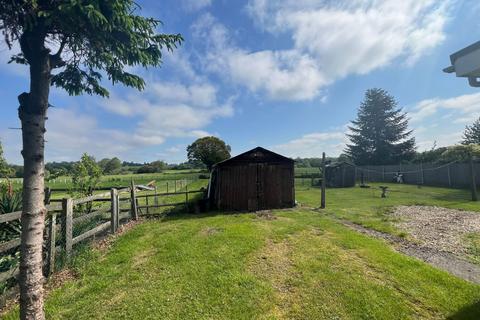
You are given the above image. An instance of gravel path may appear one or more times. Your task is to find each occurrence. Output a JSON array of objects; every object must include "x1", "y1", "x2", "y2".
[
  {"x1": 391, "y1": 206, "x2": 480, "y2": 257},
  {"x1": 340, "y1": 220, "x2": 480, "y2": 284}
]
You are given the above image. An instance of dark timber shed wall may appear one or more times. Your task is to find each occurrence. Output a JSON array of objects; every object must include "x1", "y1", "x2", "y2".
[{"x1": 209, "y1": 147, "x2": 295, "y2": 211}]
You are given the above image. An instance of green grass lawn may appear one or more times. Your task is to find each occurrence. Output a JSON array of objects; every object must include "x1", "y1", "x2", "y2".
[
  {"x1": 4, "y1": 209, "x2": 480, "y2": 319},
  {"x1": 3, "y1": 183, "x2": 480, "y2": 319},
  {"x1": 296, "y1": 182, "x2": 480, "y2": 234}
]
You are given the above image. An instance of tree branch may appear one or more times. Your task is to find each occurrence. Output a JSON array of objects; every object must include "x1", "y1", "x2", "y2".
[{"x1": 49, "y1": 37, "x2": 67, "y2": 69}]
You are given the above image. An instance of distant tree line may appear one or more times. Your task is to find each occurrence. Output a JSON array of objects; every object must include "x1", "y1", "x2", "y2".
[{"x1": 0, "y1": 151, "x2": 206, "y2": 179}]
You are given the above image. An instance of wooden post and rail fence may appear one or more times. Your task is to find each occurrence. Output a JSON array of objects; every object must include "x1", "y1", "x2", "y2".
[{"x1": 0, "y1": 182, "x2": 205, "y2": 304}]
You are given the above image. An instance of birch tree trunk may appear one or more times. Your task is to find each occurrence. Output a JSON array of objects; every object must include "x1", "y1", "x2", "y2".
[{"x1": 18, "y1": 30, "x2": 50, "y2": 320}]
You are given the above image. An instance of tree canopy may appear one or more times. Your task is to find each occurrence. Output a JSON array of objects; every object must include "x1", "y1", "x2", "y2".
[
  {"x1": 1, "y1": 0, "x2": 183, "y2": 98},
  {"x1": 187, "y1": 137, "x2": 231, "y2": 171},
  {"x1": 462, "y1": 117, "x2": 480, "y2": 145},
  {"x1": 345, "y1": 88, "x2": 416, "y2": 165}
]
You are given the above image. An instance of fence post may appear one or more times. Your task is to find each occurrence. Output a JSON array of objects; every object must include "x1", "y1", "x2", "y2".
[
  {"x1": 111, "y1": 188, "x2": 118, "y2": 233},
  {"x1": 175, "y1": 180, "x2": 177, "y2": 193},
  {"x1": 420, "y1": 162, "x2": 425, "y2": 185},
  {"x1": 166, "y1": 182, "x2": 169, "y2": 193},
  {"x1": 447, "y1": 163, "x2": 452, "y2": 187},
  {"x1": 62, "y1": 198, "x2": 73, "y2": 259},
  {"x1": 382, "y1": 166, "x2": 385, "y2": 182},
  {"x1": 146, "y1": 194, "x2": 150, "y2": 215},
  {"x1": 185, "y1": 184, "x2": 189, "y2": 211},
  {"x1": 44, "y1": 187, "x2": 51, "y2": 205},
  {"x1": 46, "y1": 213, "x2": 57, "y2": 276},
  {"x1": 115, "y1": 192, "x2": 120, "y2": 228},
  {"x1": 154, "y1": 186, "x2": 158, "y2": 206},
  {"x1": 321, "y1": 152, "x2": 326, "y2": 209},
  {"x1": 130, "y1": 180, "x2": 138, "y2": 220},
  {"x1": 470, "y1": 156, "x2": 478, "y2": 201}
]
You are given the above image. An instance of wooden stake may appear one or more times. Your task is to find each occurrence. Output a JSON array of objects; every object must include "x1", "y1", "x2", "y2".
[
  {"x1": 62, "y1": 198, "x2": 73, "y2": 259},
  {"x1": 46, "y1": 213, "x2": 56, "y2": 276},
  {"x1": 130, "y1": 180, "x2": 138, "y2": 220},
  {"x1": 321, "y1": 152, "x2": 326, "y2": 209},
  {"x1": 110, "y1": 188, "x2": 118, "y2": 233},
  {"x1": 470, "y1": 156, "x2": 478, "y2": 201}
]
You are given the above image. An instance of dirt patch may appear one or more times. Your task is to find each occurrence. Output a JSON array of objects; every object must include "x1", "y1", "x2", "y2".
[
  {"x1": 391, "y1": 206, "x2": 480, "y2": 259},
  {"x1": 341, "y1": 220, "x2": 480, "y2": 284},
  {"x1": 199, "y1": 226, "x2": 223, "y2": 236},
  {"x1": 249, "y1": 239, "x2": 294, "y2": 318},
  {"x1": 254, "y1": 210, "x2": 277, "y2": 220}
]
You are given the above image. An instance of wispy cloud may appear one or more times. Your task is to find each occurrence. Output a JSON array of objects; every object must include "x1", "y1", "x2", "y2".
[
  {"x1": 409, "y1": 92, "x2": 480, "y2": 124},
  {"x1": 271, "y1": 130, "x2": 347, "y2": 158},
  {"x1": 193, "y1": 1, "x2": 451, "y2": 101}
]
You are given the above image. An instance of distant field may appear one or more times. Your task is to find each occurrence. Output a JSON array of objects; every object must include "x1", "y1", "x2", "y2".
[
  {"x1": 294, "y1": 167, "x2": 321, "y2": 175},
  {"x1": 0, "y1": 169, "x2": 207, "y2": 190}
]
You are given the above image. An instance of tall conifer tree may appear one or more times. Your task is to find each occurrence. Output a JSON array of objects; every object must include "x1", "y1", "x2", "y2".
[
  {"x1": 462, "y1": 117, "x2": 480, "y2": 145},
  {"x1": 346, "y1": 88, "x2": 416, "y2": 165}
]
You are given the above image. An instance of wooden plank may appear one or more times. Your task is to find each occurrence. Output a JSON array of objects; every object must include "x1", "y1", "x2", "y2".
[
  {"x1": 72, "y1": 221, "x2": 111, "y2": 245},
  {"x1": 62, "y1": 198, "x2": 73, "y2": 258},
  {"x1": 72, "y1": 210, "x2": 107, "y2": 225},
  {"x1": 118, "y1": 211, "x2": 131, "y2": 221},
  {"x1": 46, "y1": 213, "x2": 57, "y2": 276},
  {"x1": 131, "y1": 181, "x2": 138, "y2": 220},
  {"x1": 0, "y1": 267, "x2": 19, "y2": 283},
  {"x1": 0, "y1": 238, "x2": 21, "y2": 253},
  {"x1": 137, "y1": 202, "x2": 185, "y2": 209},
  {"x1": 72, "y1": 191, "x2": 112, "y2": 206},
  {"x1": 321, "y1": 152, "x2": 326, "y2": 209},
  {"x1": 111, "y1": 188, "x2": 118, "y2": 233},
  {"x1": 0, "y1": 211, "x2": 21, "y2": 223}
]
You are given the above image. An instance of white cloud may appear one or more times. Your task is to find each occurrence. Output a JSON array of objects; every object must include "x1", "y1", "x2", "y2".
[
  {"x1": 409, "y1": 92, "x2": 480, "y2": 124},
  {"x1": 194, "y1": 1, "x2": 450, "y2": 101},
  {"x1": 100, "y1": 80, "x2": 234, "y2": 147},
  {"x1": 1, "y1": 108, "x2": 156, "y2": 163},
  {"x1": 272, "y1": 130, "x2": 347, "y2": 158}
]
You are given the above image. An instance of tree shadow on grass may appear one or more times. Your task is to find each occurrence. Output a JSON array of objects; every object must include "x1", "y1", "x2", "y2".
[
  {"x1": 448, "y1": 300, "x2": 480, "y2": 320},
  {"x1": 141, "y1": 205, "x2": 252, "y2": 223}
]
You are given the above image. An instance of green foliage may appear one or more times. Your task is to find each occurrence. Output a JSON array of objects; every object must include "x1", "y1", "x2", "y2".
[
  {"x1": 346, "y1": 88, "x2": 416, "y2": 165},
  {"x1": 99, "y1": 157, "x2": 122, "y2": 174},
  {"x1": 187, "y1": 136, "x2": 231, "y2": 171},
  {"x1": 71, "y1": 153, "x2": 102, "y2": 197},
  {"x1": 1, "y1": 0, "x2": 183, "y2": 97},
  {"x1": 440, "y1": 144, "x2": 480, "y2": 163},
  {"x1": 412, "y1": 144, "x2": 448, "y2": 164},
  {"x1": 462, "y1": 117, "x2": 480, "y2": 145},
  {"x1": 0, "y1": 180, "x2": 22, "y2": 243},
  {"x1": 136, "y1": 160, "x2": 168, "y2": 174},
  {"x1": 0, "y1": 141, "x2": 13, "y2": 178}
]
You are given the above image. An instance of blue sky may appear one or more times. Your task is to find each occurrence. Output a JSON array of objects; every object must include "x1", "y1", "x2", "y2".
[{"x1": 1, "y1": 0, "x2": 480, "y2": 164}]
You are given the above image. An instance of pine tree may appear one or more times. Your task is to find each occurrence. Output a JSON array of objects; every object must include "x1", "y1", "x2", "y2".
[
  {"x1": 462, "y1": 117, "x2": 480, "y2": 145},
  {"x1": 346, "y1": 88, "x2": 416, "y2": 165}
]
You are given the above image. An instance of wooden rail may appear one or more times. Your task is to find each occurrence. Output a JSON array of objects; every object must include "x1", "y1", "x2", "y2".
[{"x1": 0, "y1": 183, "x2": 204, "y2": 297}]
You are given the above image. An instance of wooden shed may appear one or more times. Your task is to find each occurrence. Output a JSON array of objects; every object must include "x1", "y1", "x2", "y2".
[
  {"x1": 208, "y1": 147, "x2": 295, "y2": 211},
  {"x1": 325, "y1": 161, "x2": 356, "y2": 188}
]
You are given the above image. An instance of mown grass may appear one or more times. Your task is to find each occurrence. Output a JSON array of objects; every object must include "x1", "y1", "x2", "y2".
[
  {"x1": 296, "y1": 182, "x2": 480, "y2": 234},
  {"x1": 3, "y1": 182, "x2": 480, "y2": 319},
  {"x1": 4, "y1": 208, "x2": 480, "y2": 319}
]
